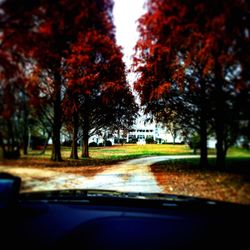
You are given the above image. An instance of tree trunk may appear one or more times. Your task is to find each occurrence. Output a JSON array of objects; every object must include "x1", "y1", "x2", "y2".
[
  {"x1": 0, "y1": 132, "x2": 5, "y2": 158},
  {"x1": 118, "y1": 129, "x2": 121, "y2": 145},
  {"x1": 8, "y1": 119, "x2": 15, "y2": 153},
  {"x1": 40, "y1": 132, "x2": 51, "y2": 155},
  {"x1": 22, "y1": 96, "x2": 29, "y2": 155},
  {"x1": 193, "y1": 147, "x2": 197, "y2": 155},
  {"x1": 82, "y1": 96, "x2": 90, "y2": 158},
  {"x1": 199, "y1": 78, "x2": 208, "y2": 168},
  {"x1": 82, "y1": 132, "x2": 89, "y2": 158},
  {"x1": 4, "y1": 120, "x2": 20, "y2": 159},
  {"x1": 215, "y1": 64, "x2": 226, "y2": 169},
  {"x1": 82, "y1": 118, "x2": 89, "y2": 158},
  {"x1": 70, "y1": 112, "x2": 79, "y2": 159},
  {"x1": 51, "y1": 72, "x2": 62, "y2": 162},
  {"x1": 172, "y1": 131, "x2": 176, "y2": 145},
  {"x1": 215, "y1": 126, "x2": 225, "y2": 168},
  {"x1": 51, "y1": 128, "x2": 62, "y2": 161},
  {"x1": 200, "y1": 115, "x2": 208, "y2": 168}
]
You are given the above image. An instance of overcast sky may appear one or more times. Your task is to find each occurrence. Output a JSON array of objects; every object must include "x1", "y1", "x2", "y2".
[{"x1": 113, "y1": 0, "x2": 146, "y2": 69}]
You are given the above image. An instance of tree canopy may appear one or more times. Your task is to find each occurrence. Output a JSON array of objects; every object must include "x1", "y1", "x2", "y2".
[
  {"x1": 134, "y1": 0, "x2": 250, "y2": 168},
  {"x1": 0, "y1": 0, "x2": 138, "y2": 160}
]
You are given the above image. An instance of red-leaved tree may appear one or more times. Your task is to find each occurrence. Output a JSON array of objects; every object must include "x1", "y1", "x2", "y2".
[
  {"x1": 134, "y1": 0, "x2": 249, "y2": 168},
  {"x1": 64, "y1": 28, "x2": 138, "y2": 158}
]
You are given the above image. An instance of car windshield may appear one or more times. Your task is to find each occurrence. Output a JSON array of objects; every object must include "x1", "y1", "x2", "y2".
[{"x1": 0, "y1": 0, "x2": 249, "y2": 205}]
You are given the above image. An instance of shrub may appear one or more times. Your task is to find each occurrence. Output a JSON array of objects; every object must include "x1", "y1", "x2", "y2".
[
  {"x1": 146, "y1": 136, "x2": 154, "y2": 144},
  {"x1": 128, "y1": 138, "x2": 138, "y2": 143},
  {"x1": 3, "y1": 149, "x2": 20, "y2": 159},
  {"x1": 30, "y1": 135, "x2": 46, "y2": 150},
  {"x1": 241, "y1": 140, "x2": 250, "y2": 150},
  {"x1": 62, "y1": 140, "x2": 72, "y2": 147},
  {"x1": 105, "y1": 140, "x2": 112, "y2": 146},
  {"x1": 89, "y1": 142, "x2": 98, "y2": 147},
  {"x1": 188, "y1": 135, "x2": 200, "y2": 154}
]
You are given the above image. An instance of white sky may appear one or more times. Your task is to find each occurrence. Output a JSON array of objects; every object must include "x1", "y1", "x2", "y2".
[{"x1": 113, "y1": 0, "x2": 146, "y2": 69}]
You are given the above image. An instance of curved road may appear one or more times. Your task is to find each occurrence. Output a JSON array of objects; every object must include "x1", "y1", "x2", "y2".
[{"x1": 0, "y1": 155, "x2": 198, "y2": 192}]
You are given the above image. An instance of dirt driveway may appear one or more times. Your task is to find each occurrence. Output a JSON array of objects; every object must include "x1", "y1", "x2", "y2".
[
  {"x1": 0, "y1": 155, "x2": 198, "y2": 192},
  {"x1": 1, "y1": 155, "x2": 249, "y2": 204}
]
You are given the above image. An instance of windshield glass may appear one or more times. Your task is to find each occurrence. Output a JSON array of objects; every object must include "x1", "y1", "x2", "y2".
[{"x1": 0, "y1": 0, "x2": 249, "y2": 205}]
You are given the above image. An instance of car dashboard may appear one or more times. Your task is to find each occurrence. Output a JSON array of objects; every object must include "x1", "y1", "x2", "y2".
[{"x1": 0, "y1": 174, "x2": 249, "y2": 250}]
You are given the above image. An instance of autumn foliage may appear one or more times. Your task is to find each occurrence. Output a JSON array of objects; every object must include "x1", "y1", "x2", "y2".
[
  {"x1": 134, "y1": 0, "x2": 250, "y2": 168},
  {"x1": 0, "y1": 0, "x2": 138, "y2": 160}
]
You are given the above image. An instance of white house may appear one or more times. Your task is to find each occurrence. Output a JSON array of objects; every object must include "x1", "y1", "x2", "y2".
[{"x1": 126, "y1": 116, "x2": 183, "y2": 144}]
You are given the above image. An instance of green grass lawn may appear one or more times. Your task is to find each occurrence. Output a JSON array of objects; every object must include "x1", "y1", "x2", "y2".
[
  {"x1": 25, "y1": 144, "x2": 250, "y2": 160},
  {"x1": 23, "y1": 144, "x2": 193, "y2": 161},
  {"x1": 226, "y1": 147, "x2": 250, "y2": 158},
  {"x1": 89, "y1": 144, "x2": 193, "y2": 159},
  {"x1": 148, "y1": 146, "x2": 250, "y2": 175},
  {"x1": 1, "y1": 144, "x2": 249, "y2": 168},
  {"x1": 4, "y1": 144, "x2": 191, "y2": 167}
]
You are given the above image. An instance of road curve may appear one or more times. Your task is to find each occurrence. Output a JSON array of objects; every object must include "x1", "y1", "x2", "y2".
[{"x1": 0, "y1": 155, "x2": 199, "y2": 192}]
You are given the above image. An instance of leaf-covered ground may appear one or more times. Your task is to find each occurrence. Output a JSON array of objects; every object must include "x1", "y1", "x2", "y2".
[{"x1": 150, "y1": 159, "x2": 250, "y2": 205}]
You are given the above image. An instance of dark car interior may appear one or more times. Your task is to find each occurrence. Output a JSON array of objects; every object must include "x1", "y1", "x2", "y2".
[{"x1": 0, "y1": 173, "x2": 249, "y2": 250}]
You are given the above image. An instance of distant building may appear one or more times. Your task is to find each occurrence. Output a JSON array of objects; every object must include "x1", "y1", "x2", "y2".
[
  {"x1": 207, "y1": 138, "x2": 216, "y2": 149},
  {"x1": 87, "y1": 115, "x2": 184, "y2": 145},
  {"x1": 126, "y1": 116, "x2": 183, "y2": 144},
  {"x1": 89, "y1": 130, "x2": 115, "y2": 146},
  {"x1": 61, "y1": 113, "x2": 217, "y2": 147}
]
